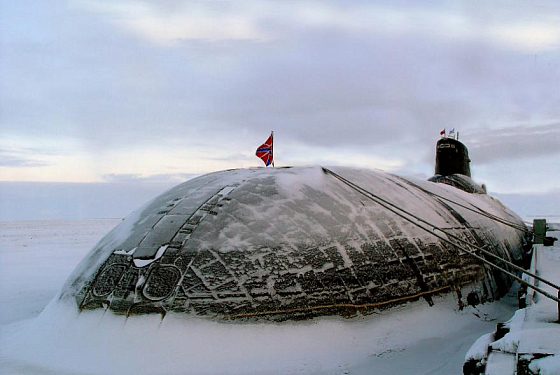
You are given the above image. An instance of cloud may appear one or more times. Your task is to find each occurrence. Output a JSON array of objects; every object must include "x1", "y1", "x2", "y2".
[
  {"x1": 465, "y1": 123, "x2": 560, "y2": 164},
  {"x1": 0, "y1": 145, "x2": 55, "y2": 168},
  {"x1": 493, "y1": 188, "x2": 560, "y2": 217},
  {"x1": 5, "y1": 1, "x2": 560, "y2": 152},
  {"x1": 72, "y1": 0, "x2": 263, "y2": 44},
  {"x1": 0, "y1": 152, "x2": 50, "y2": 168},
  {"x1": 102, "y1": 173, "x2": 198, "y2": 184},
  {"x1": 72, "y1": 1, "x2": 560, "y2": 52},
  {"x1": 1, "y1": 0, "x2": 559, "y2": 194}
]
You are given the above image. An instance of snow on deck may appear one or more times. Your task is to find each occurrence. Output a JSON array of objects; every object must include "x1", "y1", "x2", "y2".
[
  {"x1": 1, "y1": 219, "x2": 520, "y2": 374},
  {"x1": 465, "y1": 228, "x2": 560, "y2": 374},
  {"x1": 58, "y1": 166, "x2": 528, "y2": 320}
]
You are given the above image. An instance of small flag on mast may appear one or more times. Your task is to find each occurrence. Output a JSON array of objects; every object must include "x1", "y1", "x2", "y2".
[
  {"x1": 449, "y1": 128, "x2": 455, "y2": 138},
  {"x1": 256, "y1": 132, "x2": 274, "y2": 167},
  {"x1": 440, "y1": 128, "x2": 446, "y2": 137}
]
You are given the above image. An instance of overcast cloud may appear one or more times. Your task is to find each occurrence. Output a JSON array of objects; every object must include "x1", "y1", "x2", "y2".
[{"x1": 1, "y1": 0, "x2": 559, "y2": 219}]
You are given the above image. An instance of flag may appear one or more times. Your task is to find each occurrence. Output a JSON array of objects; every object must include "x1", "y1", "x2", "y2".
[
  {"x1": 256, "y1": 132, "x2": 274, "y2": 167},
  {"x1": 440, "y1": 128, "x2": 446, "y2": 136},
  {"x1": 449, "y1": 128, "x2": 455, "y2": 137}
]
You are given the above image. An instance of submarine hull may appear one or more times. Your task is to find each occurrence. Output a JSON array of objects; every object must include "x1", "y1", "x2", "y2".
[{"x1": 60, "y1": 166, "x2": 528, "y2": 321}]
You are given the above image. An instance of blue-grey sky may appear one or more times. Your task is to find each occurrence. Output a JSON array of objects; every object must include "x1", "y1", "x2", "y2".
[{"x1": 1, "y1": 0, "x2": 559, "y2": 219}]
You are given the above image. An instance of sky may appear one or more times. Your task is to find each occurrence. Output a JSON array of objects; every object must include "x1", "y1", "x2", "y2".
[{"x1": 1, "y1": 0, "x2": 559, "y2": 220}]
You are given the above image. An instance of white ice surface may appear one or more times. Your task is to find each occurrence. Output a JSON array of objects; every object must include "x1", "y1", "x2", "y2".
[
  {"x1": 464, "y1": 332, "x2": 493, "y2": 362},
  {"x1": 0, "y1": 219, "x2": 121, "y2": 325},
  {"x1": 491, "y1": 232, "x2": 560, "y2": 374},
  {"x1": 484, "y1": 351, "x2": 515, "y2": 375},
  {"x1": 0, "y1": 219, "x2": 521, "y2": 374},
  {"x1": 470, "y1": 228, "x2": 560, "y2": 374}
]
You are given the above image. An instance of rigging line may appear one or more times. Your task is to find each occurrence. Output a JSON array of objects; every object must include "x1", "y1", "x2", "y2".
[
  {"x1": 353, "y1": 176, "x2": 558, "y2": 290},
  {"x1": 322, "y1": 168, "x2": 555, "y2": 289},
  {"x1": 324, "y1": 167, "x2": 560, "y2": 293},
  {"x1": 393, "y1": 175, "x2": 527, "y2": 232},
  {"x1": 323, "y1": 168, "x2": 560, "y2": 303},
  {"x1": 391, "y1": 175, "x2": 527, "y2": 232},
  {"x1": 321, "y1": 168, "x2": 560, "y2": 301}
]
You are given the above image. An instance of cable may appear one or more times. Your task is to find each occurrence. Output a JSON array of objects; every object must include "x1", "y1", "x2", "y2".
[
  {"x1": 391, "y1": 175, "x2": 528, "y2": 233},
  {"x1": 393, "y1": 176, "x2": 552, "y2": 243},
  {"x1": 325, "y1": 168, "x2": 560, "y2": 291},
  {"x1": 322, "y1": 167, "x2": 560, "y2": 303}
]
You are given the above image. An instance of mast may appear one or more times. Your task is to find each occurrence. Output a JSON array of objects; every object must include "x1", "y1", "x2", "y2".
[{"x1": 271, "y1": 131, "x2": 274, "y2": 168}]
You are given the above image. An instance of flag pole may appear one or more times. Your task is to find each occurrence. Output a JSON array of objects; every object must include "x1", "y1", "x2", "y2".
[{"x1": 271, "y1": 131, "x2": 274, "y2": 167}]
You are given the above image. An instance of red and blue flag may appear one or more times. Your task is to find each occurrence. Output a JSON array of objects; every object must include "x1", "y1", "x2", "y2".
[{"x1": 256, "y1": 133, "x2": 274, "y2": 167}]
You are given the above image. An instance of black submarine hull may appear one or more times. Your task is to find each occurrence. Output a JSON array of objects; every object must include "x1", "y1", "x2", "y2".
[{"x1": 59, "y1": 166, "x2": 528, "y2": 321}]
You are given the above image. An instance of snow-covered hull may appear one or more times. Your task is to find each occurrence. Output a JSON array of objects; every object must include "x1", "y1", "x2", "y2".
[{"x1": 60, "y1": 166, "x2": 528, "y2": 320}]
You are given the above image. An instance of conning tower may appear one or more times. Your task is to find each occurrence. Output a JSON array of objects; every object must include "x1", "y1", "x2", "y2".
[{"x1": 435, "y1": 137, "x2": 471, "y2": 177}]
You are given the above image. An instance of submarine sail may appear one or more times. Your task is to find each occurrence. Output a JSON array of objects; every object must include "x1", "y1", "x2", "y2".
[{"x1": 59, "y1": 141, "x2": 529, "y2": 321}]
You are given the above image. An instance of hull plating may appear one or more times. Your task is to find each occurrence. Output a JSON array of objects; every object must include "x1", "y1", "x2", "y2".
[{"x1": 60, "y1": 166, "x2": 528, "y2": 320}]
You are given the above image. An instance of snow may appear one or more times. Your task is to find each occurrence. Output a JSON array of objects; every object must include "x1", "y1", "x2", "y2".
[
  {"x1": 0, "y1": 219, "x2": 522, "y2": 374},
  {"x1": 0, "y1": 219, "x2": 121, "y2": 325},
  {"x1": 530, "y1": 355, "x2": 560, "y2": 375},
  {"x1": 0, "y1": 165, "x2": 535, "y2": 373},
  {"x1": 501, "y1": 234, "x2": 560, "y2": 369},
  {"x1": 464, "y1": 332, "x2": 493, "y2": 362},
  {"x1": 465, "y1": 227, "x2": 560, "y2": 374},
  {"x1": 51, "y1": 166, "x2": 527, "y2": 325},
  {"x1": 484, "y1": 352, "x2": 515, "y2": 374},
  {"x1": 492, "y1": 327, "x2": 560, "y2": 355},
  {"x1": 133, "y1": 244, "x2": 168, "y2": 268}
]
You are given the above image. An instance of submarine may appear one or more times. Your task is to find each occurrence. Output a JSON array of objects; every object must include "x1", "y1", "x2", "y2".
[{"x1": 59, "y1": 137, "x2": 530, "y2": 321}]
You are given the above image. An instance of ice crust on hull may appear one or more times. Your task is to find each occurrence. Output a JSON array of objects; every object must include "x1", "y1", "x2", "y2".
[{"x1": 59, "y1": 166, "x2": 528, "y2": 320}]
